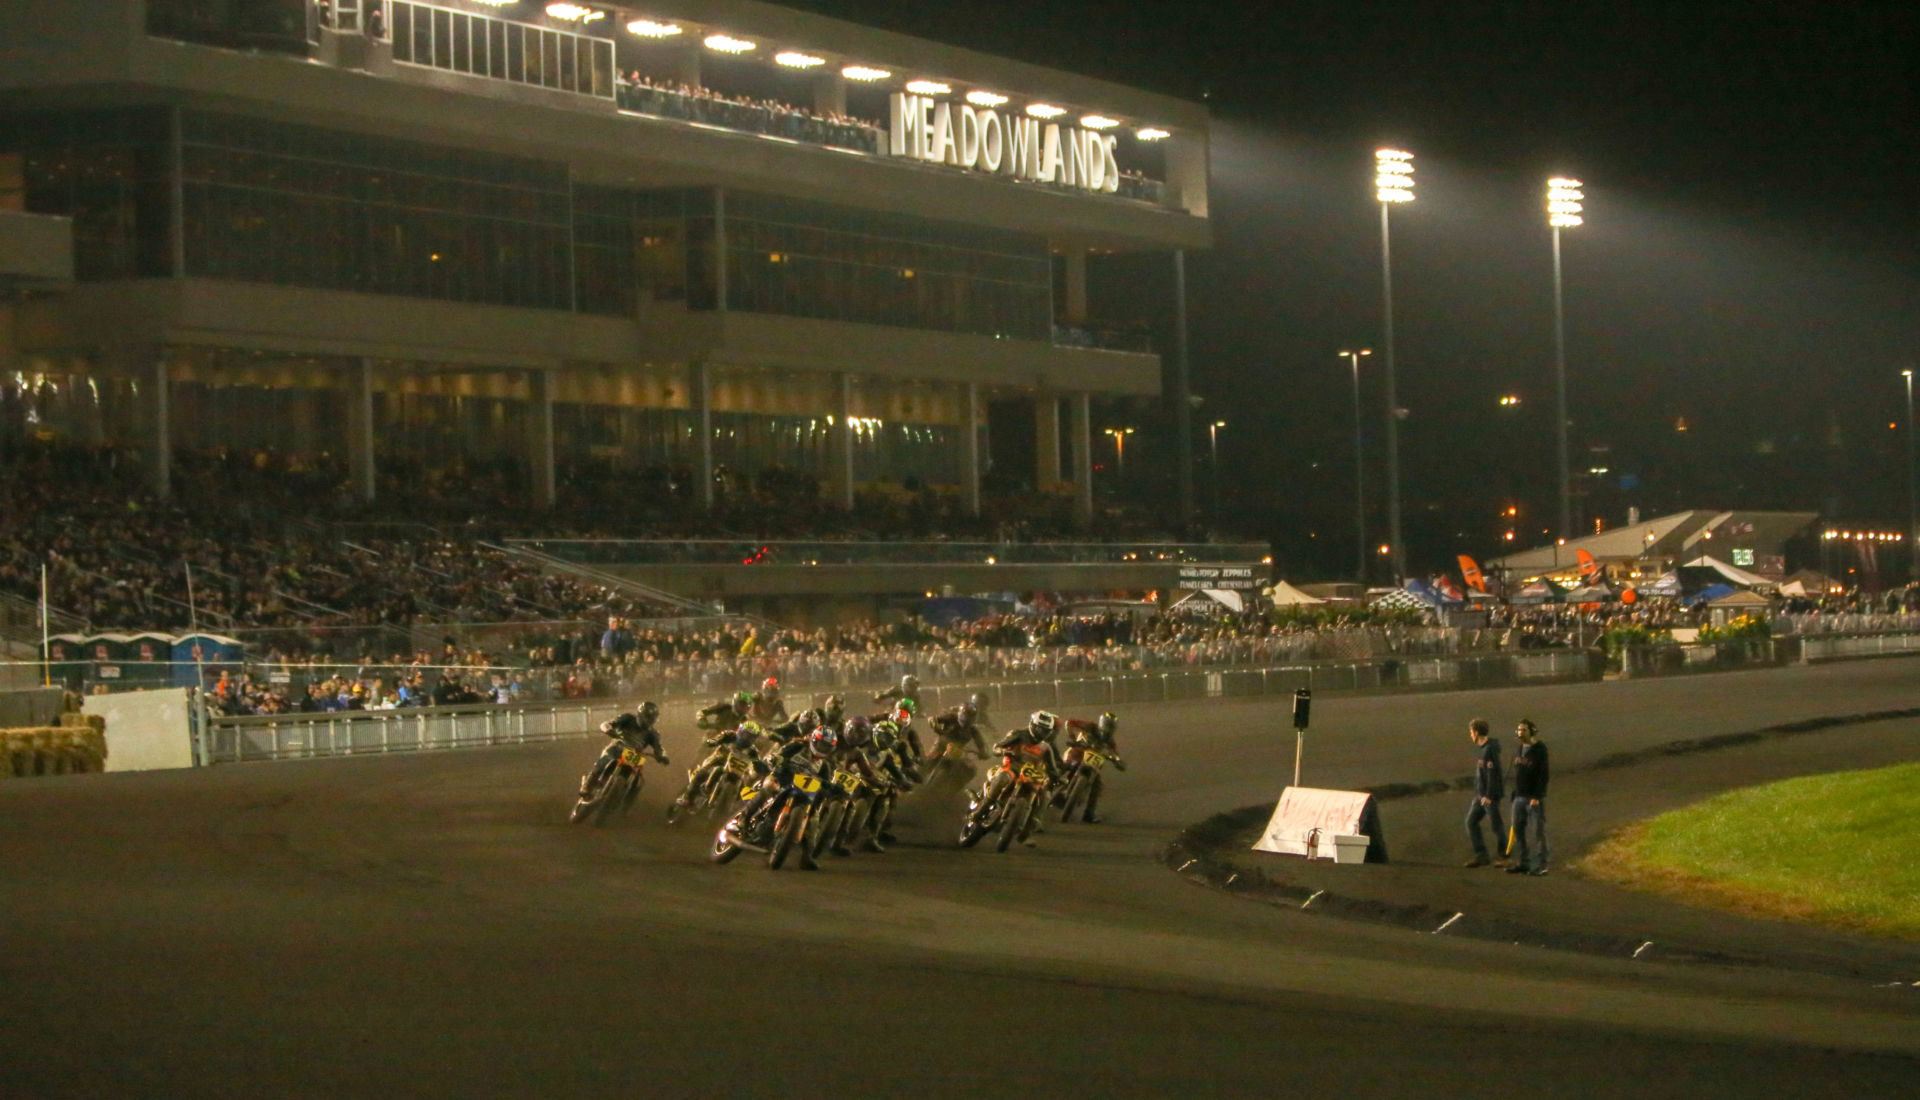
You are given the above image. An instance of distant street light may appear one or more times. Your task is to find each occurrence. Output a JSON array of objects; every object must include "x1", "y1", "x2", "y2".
[
  {"x1": 1104, "y1": 427, "x2": 1135, "y2": 476},
  {"x1": 1340, "y1": 349, "x2": 1372, "y2": 581},
  {"x1": 1376, "y1": 149, "x2": 1414, "y2": 581},
  {"x1": 1208, "y1": 420, "x2": 1226, "y2": 516},
  {"x1": 1547, "y1": 176, "x2": 1584, "y2": 544},
  {"x1": 1905, "y1": 369, "x2": 1916, "y2": 582}
]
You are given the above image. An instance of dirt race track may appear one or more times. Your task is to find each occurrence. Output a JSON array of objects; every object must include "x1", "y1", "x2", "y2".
[{"x1": 4, "y1": 660, "x2": 1919, "y2": 1098}]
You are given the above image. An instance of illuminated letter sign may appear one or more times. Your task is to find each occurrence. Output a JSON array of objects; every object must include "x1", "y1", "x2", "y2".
[{"x1": 887, "y1": 93, "x2": 1119, "y2": 193}]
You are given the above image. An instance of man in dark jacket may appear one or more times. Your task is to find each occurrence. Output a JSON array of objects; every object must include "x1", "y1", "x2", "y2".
[
  {"x1": 1463, "y1": 718, "x2": 1507, "y2": 867},
  {"x1": 1507, "y1": 718, "x2": 1551, "y2": 876}
]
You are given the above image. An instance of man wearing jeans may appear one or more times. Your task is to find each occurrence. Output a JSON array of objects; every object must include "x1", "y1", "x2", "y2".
[
  {"x1": 1507, "y1": 719, "x2": 1551, "y2": 876},
  {"x1": 1463, "y1": 718, "x2": 1507, "y2": 867}
]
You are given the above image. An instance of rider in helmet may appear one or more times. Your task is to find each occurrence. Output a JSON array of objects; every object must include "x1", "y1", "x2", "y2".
[
  {"x1": 749, "y1": 677, "x2": 788, "y2": 727},
  {"x1": 674, "y1": 719, "x2": 767, "y2": 808},
  {"x1": 1057, "y1": 711, "x2": 1128, "y2": 823},
  {"x1": 820, "y1": 693, "x2": 846, "y2": 727},
  {"x1": 970, "y1": 710, "x2": 1063, "y2": 819},
  {"x1": 697, "y1": 690, "x2": 753, "y2": 731},
  {"x1": 873, "y1": 673, "x2": 921, "y2": 712},
  {"x1": 737, "y1": 722, "x2": 835, "y2": 836},
  {"x1": 926, "y1": 701, "x2": 989, "y2": 771},
  {"x1": 579, "y1": 701, "x2": 668, "y2": 798}
]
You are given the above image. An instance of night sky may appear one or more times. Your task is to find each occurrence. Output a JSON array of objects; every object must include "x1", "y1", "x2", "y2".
[{"x1": 790, "y1": 0, "x2": 1919, "y2": 576}]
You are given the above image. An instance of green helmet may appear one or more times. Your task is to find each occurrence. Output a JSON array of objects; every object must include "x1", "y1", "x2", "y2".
[{"x1": 733, "y1": 690, "x2": 752, "y2": 709}]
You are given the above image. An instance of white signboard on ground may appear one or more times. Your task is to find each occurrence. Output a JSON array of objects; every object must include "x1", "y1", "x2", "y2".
[
  {"x1": 1253, "y1": 786, "x2": 1385, "y2": 861},
  {"x1": 84, "y1": 687, "x2": 196, "y2": 772}
]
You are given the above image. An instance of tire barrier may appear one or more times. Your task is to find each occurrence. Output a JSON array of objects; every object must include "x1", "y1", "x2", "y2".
[{"x1": 1, "y1": 710, "x2": 108, "y2": 779}]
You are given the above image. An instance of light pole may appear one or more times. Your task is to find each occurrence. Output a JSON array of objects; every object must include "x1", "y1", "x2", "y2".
[
  {"x1": 1208, "y1": 420, "x2": 1226, "y2": 516},
  {"x1": 1375, "y1": 149, "x2": 1414, "y2": 582},
  {"x1": 1905, "y1": 369, "x2": 1916, "y2": 583},
  {"x1": 1548, "y1": 177, "x2": 1584, "y2": 543},
  {"x1": 1340, "y1": 349, "x2": 1372, "y2": 581}
]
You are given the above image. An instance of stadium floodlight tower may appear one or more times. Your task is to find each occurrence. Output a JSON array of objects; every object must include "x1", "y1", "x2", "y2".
[
  {"x1": 1547, "y1": 177, "x2": 1585, "y2": 545},
  {"x1": 1374, "y1": 149, "x2": 1414, "y2": 582}
]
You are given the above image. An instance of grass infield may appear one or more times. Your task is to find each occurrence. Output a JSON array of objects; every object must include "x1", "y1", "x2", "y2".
[{"x1": 1581, "y1": 762, "x2": 1920, "y2": 940}]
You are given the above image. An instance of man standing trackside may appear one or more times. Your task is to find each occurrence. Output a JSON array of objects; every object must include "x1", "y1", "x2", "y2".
[
  {"x1": 1507, "y1": 719, "x2": 1551, "y2": 876},
  {"x1": 1463, "y1": 718, "x2": 1507, "y2": 867}
]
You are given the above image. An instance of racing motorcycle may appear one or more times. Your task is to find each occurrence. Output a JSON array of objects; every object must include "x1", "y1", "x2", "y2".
[
  {"x1": 665, "y1": 746, "x2": 755, "y2": 825},
  {"x1": 958, "y1": 752, "x2": 1051, "y2": 853},
  {"x1": 569, "y1": 744, "x2": 651, "y2": 826},
  {"x1": 712, "y1": 762, "x2": 825, "y2": 870},
  {"x1": 807, "y1": 762, "x2": 871, "y2": 860},
  {"x1": 1056, "y1": 743, "x2": 1123, "y2": 823}
]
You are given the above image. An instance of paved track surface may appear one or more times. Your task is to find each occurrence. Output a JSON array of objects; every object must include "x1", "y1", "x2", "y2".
[{"x1": 4, "y1": 660, "x2": 1919, "y2": 1097}]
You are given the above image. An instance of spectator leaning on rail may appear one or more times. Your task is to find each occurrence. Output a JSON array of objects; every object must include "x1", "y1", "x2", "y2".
[
  {"x1": 1462, "y1": 718, "x2": 1509, "y2": 868},
  {"x1": 1506, "y1": 719, "x2": 1551, "y2": 876}
]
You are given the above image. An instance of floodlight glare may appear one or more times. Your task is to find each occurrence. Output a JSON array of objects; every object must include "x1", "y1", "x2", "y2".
[
  {"x1": 841, "y1": 65, "x2": 891, "y2": 81},
  {"x1": 1135, "y1": 127, "x2": 1170, "y2": 141},
  {"x1": 774, "y1": 51, "x2": 824, "y2": 68},
  {"x1": 545, "y1": 3, "x2": 603, "y2": 21},
  {"x1": 905, "y1": 80, "x2": 951, "y2": 95},
  {"x1": 625, "y1": 18, "x2": 682, "y2": 37},
  {"x1": 1025, "y1": 103, "x2": 1067, "y2": 118},
  {"x1": 703, "y1": 33, "x2": 757, "y2": 53},
  {"x1": 1079, "y1": 115, "x2": 1120, "y2": 129},
  {"x1": 1375, "y1": 149, "x2": 1415, "y2": 203},
  {"x1": 966, "y1": 90, "x2": 1009, "y2": 107},
  {"x1": 1548, "y1": 177, "x2": 1585, "y2": 227}
]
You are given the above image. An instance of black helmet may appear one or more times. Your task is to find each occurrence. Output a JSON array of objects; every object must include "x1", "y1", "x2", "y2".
[
  {"x1": 900, "y1": 674, "x2": 919, "y2": 693},
  {"x1": 842, "y1": 715, "x2": 873, "y2": 749},
  {"x1": 638, "y1": 700, "x2": 660, "y2": 723},
  {"x1": 1028, "y1": 710, "x2": 1060, "y2": 742},
  {"x1": 956, "y1": 703, "x2": 977, "y2": 725},
  {"x1": 824, "y1": 693, "x2": 844, "y2": 713},
  {"x1": 967, "y1": 692, "x2": 989, "y2": 712},
  {"x1": 808, "y1": 725, "x2": 839, "y2": 756},
  {"x1": 1096, "y1": 712, "x2": 1116, "y2": 737}
]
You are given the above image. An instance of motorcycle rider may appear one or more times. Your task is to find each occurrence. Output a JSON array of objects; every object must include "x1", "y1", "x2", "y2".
[
  {"x1": 697, "y1": 690, "x2": 753, "y2": 731},
  {"x1": 925, "y1": 702, "x2": 989, "y2": 772},
  {"x1": 579, "y1": 702, "x2": 669, "y2": 798},
  {"x1": 1057, "y1": 712, "x2": 1128, "y2": 824},
  {"x1": 817, "y1": 715, "x2": 901, "y2": 856},
  {"x1": 968, "y1": 711, "x2": 1063, "y2": 844},
  {"x1": 749, "y1": 676, "x2": 789, "y2": 727},
  {"x1": 736, "y1": 723, "x2": 836, "y2": 836},
  {"x1": 873, "y1": 673, "x2": 921, "y2": 712},
  {"x1": 674, "y1": 719, "x2": 766, "y2": 809}
]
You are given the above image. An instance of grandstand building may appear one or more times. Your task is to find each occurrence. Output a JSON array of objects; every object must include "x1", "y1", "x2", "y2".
[{"x1": 0, "y1": 0, "x2": 1210, "y2": 521}]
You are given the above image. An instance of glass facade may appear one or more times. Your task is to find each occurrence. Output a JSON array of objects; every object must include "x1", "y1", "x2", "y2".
[
  {"x1": 178, "y1": 110, "x2": 574, "y2": 308},
  {"x1": 723, "y1": 192, "x2": 1052, "y2": 340},
  {"x1": 572, "y1": 186, "x2": 703, "y2": 316},
  {"x1": 0, "y1": 111, "x2": 173, "y2": 281}
]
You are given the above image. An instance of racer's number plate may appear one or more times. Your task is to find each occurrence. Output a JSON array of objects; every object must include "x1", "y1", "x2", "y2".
[
  {"x1": 619, "y1": 748, "x2": 645, "y2": 768},
  {"x1": 792, "y1": 774, "x2": 823, "y2": 794},
  {"x1": 724, "y1": 755, "x2": 752, "y2": 774},
  {"x1": 1019, "y1": 763, "x2": 1049, "y2": 784},
  {"x1": 1082, "y1": 751, "x2": 1107, "y2": 769},
  {"x1": 738, "y1": 784, "x2": 758, "y2": 801},
  {"x1": 834, "y1": 769, "x2": 862, "y2": 794}
]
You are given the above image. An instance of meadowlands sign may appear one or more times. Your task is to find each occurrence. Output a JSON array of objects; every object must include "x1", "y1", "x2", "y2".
[{"x1": 888, "y1": 93, "x2": 1121, "y2": 194}]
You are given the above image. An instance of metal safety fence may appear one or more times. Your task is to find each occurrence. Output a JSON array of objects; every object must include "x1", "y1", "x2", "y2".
[{"x1": 204, "y1": 649, "x2": 1600, "y2": 764}]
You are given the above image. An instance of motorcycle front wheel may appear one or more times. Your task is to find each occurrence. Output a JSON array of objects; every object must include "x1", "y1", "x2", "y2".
[
  {"x1": 710, "y1": 824, "x2": 742, "y2": 864},
  {"x1": 997, "y1": 791, "x2": 1033, "y2": 852},
  {"x1": 768, "y1": 801, "x2": 801, "y2": 870}
]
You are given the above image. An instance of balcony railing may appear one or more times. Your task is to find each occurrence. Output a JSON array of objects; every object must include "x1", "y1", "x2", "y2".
[{"x1": 386, "y1": 1, "x2": 615, "y2": 100}]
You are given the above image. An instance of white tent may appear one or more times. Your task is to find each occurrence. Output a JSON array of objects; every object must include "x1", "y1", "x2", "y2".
[
  {"x1": 1263, "y1": 581, "x2": 1326, "y2": 606},
  {"x1": 1683, "y1": 555, "x2": 1774, "y2": 590},
  {"x1": 1172, "y1": 589, "x2": 1246, "y2": 613}
]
